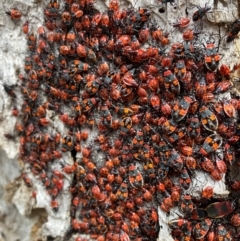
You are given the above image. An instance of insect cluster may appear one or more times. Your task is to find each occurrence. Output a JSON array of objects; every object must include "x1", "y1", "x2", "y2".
[{"x1": 4, "y1": 0, "x2": 240, "y2": 240}]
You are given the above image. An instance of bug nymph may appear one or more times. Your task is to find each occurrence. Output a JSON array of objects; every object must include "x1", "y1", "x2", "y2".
[
  {"x1": 192, "y1": 3, "x2": 211, "y2": 22},
  {"x1": 5, "y1": 8, "x2": 22, "y2": 20},
  {"x1": 158, "y1": 0, "x2": 177, "y2": 13}
]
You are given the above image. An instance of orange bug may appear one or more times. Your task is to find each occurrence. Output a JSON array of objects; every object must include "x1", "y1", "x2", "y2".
[{"x1": 6, "y1": 8, "x2": 22, "y2": 20}]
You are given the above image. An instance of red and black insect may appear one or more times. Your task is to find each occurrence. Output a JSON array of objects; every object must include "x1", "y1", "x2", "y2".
[
  {"x1": 200, "y1": 134, "x2": 222, "y2": 156},
  {"x1": 162, "y1": 118, "x2": 178, "y2": 134},
  {"x1": 81, "y1": 98, "x2": 99, "y2": 112},
  {"x1": 204, "y1": 40, "x2": 221, "y2": 72},
  {"x1": 167, "y1": 126, "x2": 186, "y2": 143},
  {"x1": 226, "y1": 19, "x2": 240, "y2": 43},
  {"x1": 187, "y1": 115, "x2": 201, "y2": 138},
  {"x1": 128, "y1": 163, "x2": 144, "y2": 189},
  {"x1": 173, "y1": 17, "x2": 190, "y2": 28},
  {"x1": 171, "y1": 96, "x2": 193, "y2": 122},
  {"x1": 3, "y1": 84, "x2": 17, "y2": 98},
  {"x1": 182, "y1": 28, "x2": 201, "y2": 41},
  {"x1": 5, "y1": 8, "x2": 22, "y2": 20},
  {"x1": 192, "y1": 3, "x2": 211, "y2": 22},
  {"x1": 116, "y1": 181, "x2": 128, "y2": 201},
  {"x1": 199, "y1": 106, "x2": 218, "y2": 131},
  {"x1": 167, "y1": 148, "x2": 184, "y2": 171},
  {"x1": 193, "y1": 218, "x2": 212, "y2": 239},
  {"x1": 215, "y1": 224, "x2": 232, "y2": 241},
  {"x1": 231, "y1": 213, "x2": 240, "y2": 226},
  {"x1": 179, "y1": 167, "x2": 191, "y2": 190},
  {"x1": 169, "y1": 219, "x2": 192, "y2": 241},
  {"x1": 22, "y1": 20, "x2": 29, "y2": 34},
  {"x1": 61, "y1": 135, "x2": 74, "y2": 152},
  {"x1": 174, "y1": 59, "x2": 186, "y2": 81},
  {"x1": 163, "y1": 68, "x2": 180, "y2": 95},
  {"x1": 179, "y1": 194, "x2": 194, "y2": 214},
  {"x1": 201, "y1": 186, "x2": 213, "y2": 199},
  {"x1": 22, "y1": 173, "x2": 33, "y2": 187},
  {"x1": 205, "y1": 201, "x2": 235, "y2": 218}
]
